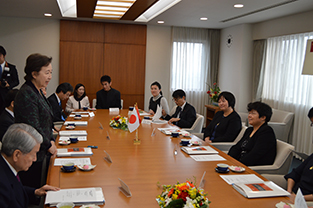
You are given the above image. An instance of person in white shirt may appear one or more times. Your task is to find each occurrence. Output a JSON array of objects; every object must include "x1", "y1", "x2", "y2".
[{"x1": 66, "y1": 83, "x2": 90, "y2": 113}]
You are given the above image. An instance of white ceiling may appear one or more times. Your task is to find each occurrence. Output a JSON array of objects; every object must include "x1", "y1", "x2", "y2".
[{"x1": 1, "y1": 0, "x2": 313, "y2": 29}]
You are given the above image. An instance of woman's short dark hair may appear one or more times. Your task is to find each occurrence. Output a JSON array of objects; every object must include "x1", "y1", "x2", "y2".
[
  {"x1": 24, "y1": 53, "x2": 52, "y2": 82},
  {"x1": 218, "y1": 91, "x2": 236, "y2": 109},
  {"x1": 74, "y1": 83, "x2": 86, "y2": 99},
  {"x1": 151, "y1": 81, "x2": 163, "y2": 95},
  {"x1": 308, "y1": 107, "x2": 313, "y2": 119},
  {"x1": 247, "y1": 101, "x2": 272, "y2": 123}
]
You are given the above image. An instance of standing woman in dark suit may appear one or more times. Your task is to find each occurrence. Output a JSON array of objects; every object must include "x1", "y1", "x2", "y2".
[{"x1": 14, "y1": 53, "x2": 57, "y2": 189}]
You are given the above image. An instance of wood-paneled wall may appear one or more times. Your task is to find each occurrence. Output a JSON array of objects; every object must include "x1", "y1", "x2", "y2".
[{"x1": 59, "y1": 20, "x2": 146, "y2": 110}]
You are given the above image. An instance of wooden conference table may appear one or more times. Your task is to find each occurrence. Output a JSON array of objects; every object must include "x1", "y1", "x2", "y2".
[{"x1": 46, "y1": 109, "x2": 290, "y2": 208}]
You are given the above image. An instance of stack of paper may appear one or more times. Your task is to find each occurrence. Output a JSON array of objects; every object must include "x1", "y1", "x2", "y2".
[
  {"x1": 64, "y1": 121, "x2": 88, "y2": 126},
  {"x1": 45, "y1": 187, "x2": 105, "y2": 206},
  {"x1": 57, "y1": 147, "x2": 93, "y2": 157},
  {"x1": 181, "y1": 146, "x2": 218, "y2": 155},
  {"x1": 59, "y1": 131, "x2": 87, "y2": 136},
  {"x1": 158, "y1": 128, "x2": 189, "y2": 135}
]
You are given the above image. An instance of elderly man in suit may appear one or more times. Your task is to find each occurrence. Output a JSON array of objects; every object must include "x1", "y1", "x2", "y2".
[
  {"x1": 0, "y1": 89, "x2": 18, "y2": 141},
  {"x1": 0, "y1": 46, "x2": 19, "y2": 114},
  {"x1": 162, "y1": 89, "x2": 197, "y2": 128},
  {"x1": 47, "y1": 82, "x2": 73, "y2": 122},
  {"x1": 0, "y1": 123, "x2": 59, "y2": 208}
]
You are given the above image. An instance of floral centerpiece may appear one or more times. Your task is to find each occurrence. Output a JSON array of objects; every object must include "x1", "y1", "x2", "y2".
[
  {"x1": 109, "y1": 115, "x2": 128, "y2": 130},
  {"x1": 156, "y1": 180, "x2": 210, "y2": 208},
  {"x1": 207, "y1": 82, "x2": 220, "y2": 104}
]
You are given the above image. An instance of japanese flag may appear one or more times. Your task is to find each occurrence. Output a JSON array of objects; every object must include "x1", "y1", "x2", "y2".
[{"x1": 128, "y1": 105, "x2": 141, "y2": 133}]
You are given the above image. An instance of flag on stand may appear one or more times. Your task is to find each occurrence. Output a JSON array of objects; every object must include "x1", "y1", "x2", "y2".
[{"x1": 128, "y1": 105, "x2": 141, "y2": 133}]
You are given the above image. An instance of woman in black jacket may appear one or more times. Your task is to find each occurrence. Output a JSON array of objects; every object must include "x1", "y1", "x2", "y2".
[
  {"x1": 204, "y1": 91, "x2": 242, "y2": 143},
  {"x1": 228, "y1": 101, "x2": 276, "y2": 166}
]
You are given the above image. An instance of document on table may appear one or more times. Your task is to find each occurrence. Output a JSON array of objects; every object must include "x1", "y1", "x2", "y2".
[
  {"x1": 54, "y1": 158, "x2": 91, "y2": 166},
  {"x1": 220, "y1": 174, "x2": 264, "y2": 185},
  {"x1": 69, "y1": 114, "x2": 89, "y2": 117},
  {"x1": 64, "y1": 121, "x2": 88, "y2": 126},
  {"x1": 45, "y1": 187, "x2": 105, "y2": 206},
  {"x1": 59, "y1": 131, "x2": 87, "y2": 136},
  {"x1": 190, "y1": 155, "x2": 226, "y2": 161},
  {"x1": 59, "y1": 136, "x2": 87, "y2": 141}
]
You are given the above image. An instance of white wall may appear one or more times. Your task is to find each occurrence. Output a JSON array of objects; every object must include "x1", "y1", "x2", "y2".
[
  {"x1": 145, "y1": 25, "x2": 172, "y2": 111},
  {"x1": 219, "y1": 24, "x2": 253, "y2": 112},
  {"x1": 253, "y1": 10, "x2": 313, "y2": 40},
  {"x1": 0, "y1": 16, "x2": 60, "y2": 96}
]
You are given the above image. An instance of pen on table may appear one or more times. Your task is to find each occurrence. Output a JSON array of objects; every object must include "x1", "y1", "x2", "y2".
[
  {"x1": 106, "y1": 131, "x2": 111, "y2": 140},
  {"x1": 87, "y1": 145, "x2": 98, "y2": 149},
  {"x1": 151, "y1": 128, "x2": 156, "y2": 136},
  {"x1": 99, "y1": 122, "x2": 104, "y2": 130}
]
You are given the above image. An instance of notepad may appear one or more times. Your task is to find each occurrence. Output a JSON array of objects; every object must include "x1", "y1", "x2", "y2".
[{"x1": 45, "y1": 187, "x2": 105, "y2": 206}]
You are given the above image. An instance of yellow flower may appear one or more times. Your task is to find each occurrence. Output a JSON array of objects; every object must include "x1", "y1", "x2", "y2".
[{"x1": 172, "y1": 194, "x2": 178, "y2": 200}]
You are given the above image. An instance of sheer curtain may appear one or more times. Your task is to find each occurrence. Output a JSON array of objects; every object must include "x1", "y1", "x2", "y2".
[
  {"x1": 262, "y1": 32, "x2": 313, "y2": 154},
  {"x1": 170, "y1": 27, "x2": 210, "y2": 116}
]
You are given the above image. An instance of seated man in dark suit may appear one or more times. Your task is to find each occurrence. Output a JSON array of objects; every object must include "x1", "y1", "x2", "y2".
[
  {"x1": 0, "y1": 123, "x2": 59, "y2": 208},
  {"x1": 96, "y1": 75, "x2": 121, "y2": 109},
  {"x1": 162, "y1": 89, "x2": 197, "y2": 128},
  {"x1": 0, "y1": 89, "x2": 18, "y2": 141},
  {"x1": 47, "y1": 82, "x2": 73, "y2": 122}
]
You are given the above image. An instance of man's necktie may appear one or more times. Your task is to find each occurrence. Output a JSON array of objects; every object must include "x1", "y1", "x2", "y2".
[
  {"x1": 0, "y1": 65, "x2": 2, "y2": 78},
  {"x1": 16, "y1": 174, "x2": 21, "y2": 182},
  {"x1": 59, "y1": 101, "x2": 65, "y2": 121}
]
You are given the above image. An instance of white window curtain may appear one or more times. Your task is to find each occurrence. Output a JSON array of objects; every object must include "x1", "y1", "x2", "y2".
[
  {"x1": 262, "y1": 32, "x2": 313, "y2": 154},
  {"x1": 170, "y1": 27, "x2": 209, "y2": 116}
]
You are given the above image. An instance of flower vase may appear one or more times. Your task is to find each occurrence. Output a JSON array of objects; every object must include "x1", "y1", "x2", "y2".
[{"x1": 212, "y1": 101, "x2": 218, "y2": 106}]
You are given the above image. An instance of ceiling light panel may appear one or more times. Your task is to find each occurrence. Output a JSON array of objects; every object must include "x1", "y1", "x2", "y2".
[{"x1": 94, "y1": 0, "x2": 136, "y2": 19}]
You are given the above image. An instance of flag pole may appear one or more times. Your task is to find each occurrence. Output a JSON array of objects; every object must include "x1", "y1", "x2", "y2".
[
  {"x1": 133, "y1": 103, "x2": 141, "y2": 145},
  {"x1": 134, "y1": 128, "x2": 141, "y2": 144}
]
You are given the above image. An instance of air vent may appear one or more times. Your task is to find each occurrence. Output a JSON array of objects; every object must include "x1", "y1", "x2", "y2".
[{"x1": 221, "y1": 0, "x2": 298, "y2": 22}]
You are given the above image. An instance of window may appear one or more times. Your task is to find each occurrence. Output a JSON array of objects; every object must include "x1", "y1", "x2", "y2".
[{"x1": 171, "y1": 41, "x2": 205, "y2": 91}]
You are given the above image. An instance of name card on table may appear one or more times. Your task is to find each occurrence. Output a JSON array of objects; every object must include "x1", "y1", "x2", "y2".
[
  {"x1": 118, "y1": 178, "x2": 132, "y2": 197},
  {"x1": 103, "y1": 150, "x2": 113, "y2": 163}
]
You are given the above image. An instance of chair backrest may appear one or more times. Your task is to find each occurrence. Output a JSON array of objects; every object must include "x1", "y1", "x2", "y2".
[
  {"x1": 270, "y1": 109, "x2": 294, "y2": 123},
  {"x1": 237, "y1": 112, "x2": 248, "y2": 127},
  {"x1": 249, "y1": 139, "x2": 295, "y2": 175},
  {"x1": 92, "y1": 98, "x2": 123, "y2": 109},
  {"x1": 233, "y1": 125, "x2": 248, "y2": 143},
  {"x1": 92, "y1": 99, "x2": 96, "y2": 108},
  {"x1": 274, "y1": 139, "x2": 295, "y2": 172},
  {"x1": 184, "y1": 114, "x2": 204, "y2": 133},
  {"x1": 170, "y1": 106, "x2": 177, "y2": 116},
  {"x1": 268, "y1": 108, "x2": 294, "y2": 143}
]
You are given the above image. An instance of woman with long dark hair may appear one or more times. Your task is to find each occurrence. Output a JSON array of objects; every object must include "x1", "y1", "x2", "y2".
[{"x1": 65, "y1": 83, "x2": 90, "y2": 113}]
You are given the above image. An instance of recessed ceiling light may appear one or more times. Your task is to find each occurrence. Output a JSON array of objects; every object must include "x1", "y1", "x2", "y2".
[
  {"x1": 157, "y1": 20, "x2": 165, "y2": 24},
  {"x1": 200, "y1": 17, "x2": 208, "y2": 21},
  {"x1": 234, "y1": 4, "x2": 244, "y2": 8},
  {"x1": 44, "y1": 13, "x2": 52, "y2": 17}
]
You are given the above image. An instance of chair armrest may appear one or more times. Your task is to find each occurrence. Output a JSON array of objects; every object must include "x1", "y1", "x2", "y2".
[
  {"x1": 211, "y1": 142, "x2": 235, "y2": 152},
  {"x1": 192, "y1": 133, "x2": 203, "y2": 139},
  {"x1": 249, "y1": 165, "x2": 280, "y2": 171}
]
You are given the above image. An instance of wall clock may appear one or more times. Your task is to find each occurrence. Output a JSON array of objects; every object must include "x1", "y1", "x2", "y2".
[{"x1": 227, "y1": 35, "x2": 233, "y2": 48}]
